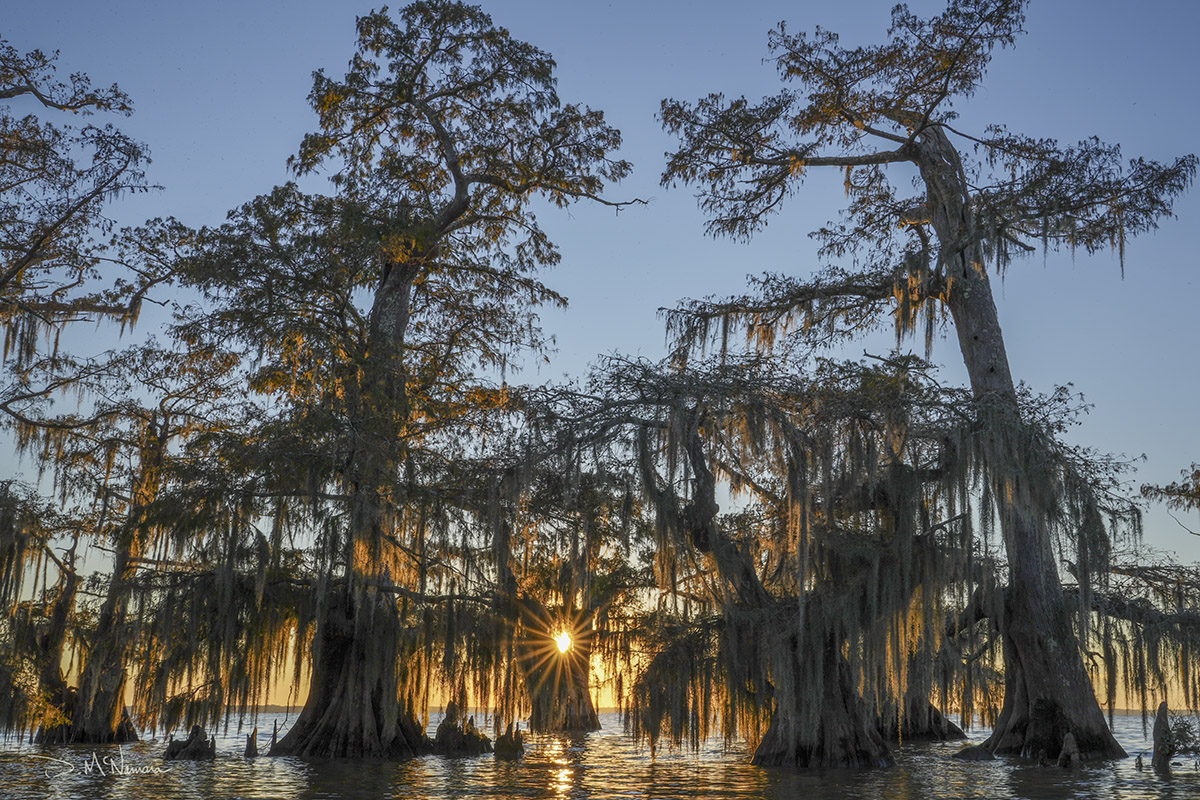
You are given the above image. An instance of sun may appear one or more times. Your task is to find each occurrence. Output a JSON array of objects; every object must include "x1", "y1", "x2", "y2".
[{"x1": 554, "y1": 630, "x2": 572, "y2": 653}]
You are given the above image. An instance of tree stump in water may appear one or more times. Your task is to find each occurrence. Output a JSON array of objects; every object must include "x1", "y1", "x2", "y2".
[
  {"x1": 244, "y1": 727, "x2": 258, "y2": 758},
  {"x1": 433, "y1": 702, "x2": 492, "y2": 756},
  {"x1": 494, "y1": 723, "x2": 525, "y2": 761},
  {"x1": 1057, "y1": 731, "x2": 1081, "y2": 768},
  {"x1": 1152, "y1": 701, "x2": 1172, "y2": 774},
  {"x1": 164, "y1": 725, "x2": 217, "y2": 760}
]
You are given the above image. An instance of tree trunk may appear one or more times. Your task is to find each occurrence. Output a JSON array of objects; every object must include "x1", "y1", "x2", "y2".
[
  {"x1": 493, "y1": 506, "x2": 600, "y2": 735},
  {"x1": 526, "y1": 636, "x2": 599, "y2": 732},
  {"x1": 48, "y1": 420, "x2": 170, "y2": 744},
  {"x1": 1151, "y1": 701, "x2": 1172, "y2": 773},
  {"x1": 36, "y1": 581, "x2": 140, "y2": 744},
  {"x1": 676, "y1": 419, "x2": 897, "y2": 766},
  {"x1": 55, "y1": 543, "x2": 140, "y2": 744},
  {"x1": 518, "y1": 600, "x2": 600, "y2": 733},
  {"x1": 913, "y1": 126, "x2": 1124, "y2": 759},
  {"x1": 38, "y1": 418, "x2": 167, "y2": 746},
  {"x1": 272, "y1": 259, "x2": 428, "y2": 759},
  {"x1": 31, "y1": 566, "x2": 94, "y2": 744},
  {"x1": 753, "y1": 636, "x2": 894, "y2": 768},
  {"x1": 269, "y1": 586, "x2": 429, "y2": 758},
  {"x1": 883, "y1": 690, "x2": 966, "y2": 743}
]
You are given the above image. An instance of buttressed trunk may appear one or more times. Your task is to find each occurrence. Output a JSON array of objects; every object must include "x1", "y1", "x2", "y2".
[
  {"x1": 52, "y1": 544, "x2": 139, "y2": 744},
  {"x1": 32, "y1": 566, "x2": 86, "y2": 744},
  {"x1": 271, "y1": 258, "x2": 429, "y2": 759},
  {"x1": 497, "y1": 516, "x2": 598, "y2": 734},
  {"x1": 882, "y1": 653, "x2": 966, "y2": 743},
  {"x1": 681, "y1": 419, "x2": 892, "y2": 767},
  {"x1": 753, "y1": 630, "x2": 893, "y2": 768},
  {"x1": 269, "y1": 584, "x2": 427, "y2": 758},
  {"x1": 914, "y1": 126, "x2": 1124, "y2": 759},
  {"x1": 269, "y1": 465, "x2": 428, "y2": 757},
  {"x1": 36, "y1": 563, "x2": 139, "y2": 746},
  {"x1": 518, "y1": 600, "x2": 599, "y2": 733}
]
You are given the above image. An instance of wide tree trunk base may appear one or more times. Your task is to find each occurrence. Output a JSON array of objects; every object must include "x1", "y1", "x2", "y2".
[
  {"x1": 530, "y1": 686, "x2": 601, "y2": 733},
  {"x1": 753, "y1": 645, "x2": 894, "y2": 769},
  {"x1": 34, "y1": 696, "x2": 139, "y2": 745},
  {"x1": 269, "y1": 590, "x2": 430, "y2": 759},
  {"x1": 520, "y1": 608, "x2": 601, "y2": 734},
  {"x1": 984, "y1": 696, "x2": 1123, "y2": 761},
  {"x1": 982, "y1": 618, "x2": 1125, "y2": 761},
  {"x1": 271, "y1": 703, "x2": 428, "y2": 760},
  {"x1": 753, "y1": 713, "x2": 894, "y2": 768},
  {"x1": 884, "y1": 700, "x2": 967, "y2": 743}
]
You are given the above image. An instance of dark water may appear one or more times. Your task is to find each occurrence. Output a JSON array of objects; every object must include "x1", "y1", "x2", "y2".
[{"x1": 1, "y1": 712, "x2": 1197, "y2": 799}]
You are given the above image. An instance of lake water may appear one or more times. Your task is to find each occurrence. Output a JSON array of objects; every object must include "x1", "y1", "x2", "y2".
[{"x1": 1, "y1": 712, "x2": 1197, "y2": 799}]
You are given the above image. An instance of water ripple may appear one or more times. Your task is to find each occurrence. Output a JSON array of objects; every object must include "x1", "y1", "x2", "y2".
[{"x1": 1, "y1": 713, "x2": 1196, "y2": 799}]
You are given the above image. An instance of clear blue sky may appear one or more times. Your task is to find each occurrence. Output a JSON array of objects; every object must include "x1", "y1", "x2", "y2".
[{"x1": 5, "y1": 1, "x2": 1198, "y2": 560}]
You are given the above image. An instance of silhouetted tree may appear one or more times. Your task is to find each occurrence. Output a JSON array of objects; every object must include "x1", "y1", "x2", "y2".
[
  {"x1": 178, "y1": 0, "x2": 631, "y2": 758},
  {"x1": 0, "y1": 35, "x2": 159, "y2": 363},
  {"x1": 659, "y1": 0, "x2": 1194, "y2": 762}
]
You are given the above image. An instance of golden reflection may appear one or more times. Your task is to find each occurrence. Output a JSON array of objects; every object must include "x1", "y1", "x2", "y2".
[{"x1": 553, "y1": 766, "x2": 573, "y2": 797}]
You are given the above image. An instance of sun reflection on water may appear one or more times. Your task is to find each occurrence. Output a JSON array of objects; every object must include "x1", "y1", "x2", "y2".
[{"x1": 0, "y1": 712, "x2": 1193, "y2": 799}]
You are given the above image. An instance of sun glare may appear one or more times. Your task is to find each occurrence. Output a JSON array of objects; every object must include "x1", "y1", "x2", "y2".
[{"x1": 554, "y1": 631, "x2": 572, "y2": 653}]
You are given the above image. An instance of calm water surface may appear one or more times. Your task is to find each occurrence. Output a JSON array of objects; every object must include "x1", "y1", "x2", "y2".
[{"x1": 1, "y1": 712, "x2": 1196, "y2": 799}]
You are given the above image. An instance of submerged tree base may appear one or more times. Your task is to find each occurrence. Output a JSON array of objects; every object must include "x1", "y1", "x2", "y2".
[
  {"x1": 529, "y1": 687, "x2": 601, "y2": 734},
  {"x1": 885, "y1": 700, "x2": 967, "y2": 743},
  {"x1": 753, "y1": 713, "x2": 894, "y2": 769},
  {"x1": 983, "y1": 605, "x2": 1126, "y2": 761},
  {"x1": 433, "y1": 702, "x2": 492, "y2": 756},
  {"x1": 163, "y1": 725, "x2": 217, "y2": 760},
  {"x1": 269, "y1": 589, "x2": 431, "y2": 759},
  {"x1": 34, "y1": 700, "x2": 139, "y2": 745},
  {"x1": 520, "y1": 603, "x2": 602, "y2": 734},
  {"x1": 753, "y1": 645, "x2": 894, "y2": 769},
  {"x1": 494, "y1": 723, "x2": 525, "y2": 760}
]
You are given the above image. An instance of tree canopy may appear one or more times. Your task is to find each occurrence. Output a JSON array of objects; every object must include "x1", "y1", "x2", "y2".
[
  {"x1": 0, "y1": 36, "x2": 164, "y2": 365},
  {"x1": 655, "y1": 0, "x2": 1195, "y2": 764}
]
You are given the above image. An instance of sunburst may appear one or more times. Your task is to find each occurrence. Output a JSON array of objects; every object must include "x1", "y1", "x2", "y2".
[{"x1": 517, "y1": 609, "x2": 593, "y2": 718}]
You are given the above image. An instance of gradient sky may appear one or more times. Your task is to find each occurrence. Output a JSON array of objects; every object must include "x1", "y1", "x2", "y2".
[{"x1": 4, "y1": 0, "x2": 1198, "y2": 562}]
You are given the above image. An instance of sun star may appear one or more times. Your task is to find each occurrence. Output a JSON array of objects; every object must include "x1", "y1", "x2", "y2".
[{"x1": 554, "y1": 631, "x2": 572, "y2": 653}]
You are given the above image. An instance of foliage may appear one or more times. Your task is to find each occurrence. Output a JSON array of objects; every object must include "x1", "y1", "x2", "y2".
[
  {"x1": 661, "y1": 3, "x2": 1196, "y2": 364},
  {"x1": 652, "y1": 0, "x2": 1194, "y2": 763},
  {"x1": 0, "y1": 35, "x2": 163, "y2": 365},
  {"x1": 0, "y1": 1, "x2": 1196, "y2": 767},
  {"x1": 1143, "y1": 465, "x2": 1200, "y2": 516},
  {"x1": 1169, "y1": 715, "x2": 1198, "y2": 755}
]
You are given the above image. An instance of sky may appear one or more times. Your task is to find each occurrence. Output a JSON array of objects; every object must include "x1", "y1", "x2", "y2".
[{"x1": 4, "y1": 0, "x2": 1198, "y2": 563}]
